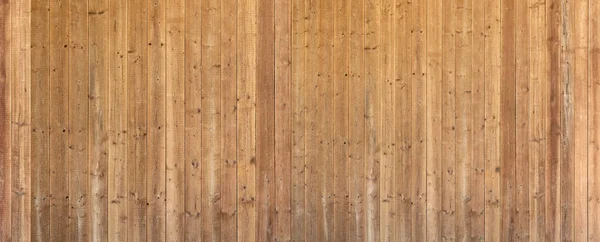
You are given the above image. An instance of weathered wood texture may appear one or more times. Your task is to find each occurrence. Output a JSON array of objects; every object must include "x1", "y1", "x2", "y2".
[{"x1": 2, "y1": 0, "x2": 600, "y2": 241}]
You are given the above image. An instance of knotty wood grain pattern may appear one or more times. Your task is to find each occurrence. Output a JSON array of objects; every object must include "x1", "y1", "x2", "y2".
[{"x1": 4, "y1": 0, "x2": 600, "y2": 241}]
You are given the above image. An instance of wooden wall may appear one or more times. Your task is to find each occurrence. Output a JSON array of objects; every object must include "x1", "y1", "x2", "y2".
[{"x1": 1, "y1": 0, "x2": 600, "y2": 241}]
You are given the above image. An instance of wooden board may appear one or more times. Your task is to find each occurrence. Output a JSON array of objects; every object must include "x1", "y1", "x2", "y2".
[
  {"x1": 3, "y1": 0, "x2": 600, "y2": 240},
  {"x1": 127, "y1": 0, "x2": 148, "y2": 239},
  {"x1": 0, "y1": 0, "x2": 10, "y2": 239},
  {"x1": 147, "y1": 0, "x2": 167, "y2": 239},
  {"x1": 107, "y1": 0, "x2": 128, "y2": 240},
  {"x1": 275, "y1": 0, "x2": 291, "y2": 240},
  {"x1": 166, "y1": 0, "x2": 185, "y2": 240},
  {"x1": 67, "y1": 0, "x2": 89, "y2": 240},
  {"x1": 31, "y1": 0, "x2": 50, "y2": 239},
  {"x1": 88, "y1": 0, "x2": 109, "y2": 239}
]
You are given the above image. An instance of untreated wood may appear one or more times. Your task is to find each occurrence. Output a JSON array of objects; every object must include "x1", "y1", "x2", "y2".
[
  {"x1": 31, "y1": 0, "x2": 49, "y2": 240},
  {"x1": 3, "y1": 0, "x2": 600, "y2": 241},
  {"x1": 67, "y1": 0, "x2": 88, "y2": 240}
]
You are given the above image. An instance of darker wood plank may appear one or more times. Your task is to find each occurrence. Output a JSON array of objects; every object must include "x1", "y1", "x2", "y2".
[
  {"x1": 0, "y1": 0, "x2": 10, "y2": 240},
  {"x1": 500, "y1": 0, "x2": 517, "y2": 240}
]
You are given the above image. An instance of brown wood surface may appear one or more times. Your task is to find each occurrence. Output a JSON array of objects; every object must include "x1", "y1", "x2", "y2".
[{"x1": 2, "y1": 0, "x2": 600, "y2": 241}]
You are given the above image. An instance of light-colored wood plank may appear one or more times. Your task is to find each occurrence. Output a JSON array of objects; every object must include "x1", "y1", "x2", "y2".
[
  {"x1": 87, "y1": 1, "x2": 108, "y2": 241},
  {"x1": 560, "y1": 0, "x2": 575, "y2": 239},
  {"x1": 411, "y1": 0, "x2": 426, "y2": 240},
  {"x1": 348, "y1": 0, "x2": 366, "y2": 240},
  {"x1": 147, "y1": 0, "x2": 167, "y2": 239},
  {"x1": 291, "y1": 0, "x2": 306, "y2": 239},
  {"x1": 166, "y1": 0, "x2": 186, "y2": 239},
  {"x1": 379, "y1": 0, "x2": 394, "y2": 239},
  {"x1": 394, "y1": 1, "x2": 413, "y2": 241},
  {"x1": 321, "y1": 0, "x2": 334, "y2": 239},
  {"x1": 221, "y1": 0, "x2": 238, "y2": 240},
  {"x1": 364, "y1": 0, "x2": 380, "y2": 239},
  {"x1": 88, "y1": 0, "x2": 109, "y2": 239},
  {"x1": 396, "y1": 0, "x2": 413, "y2": 240},
  {"x1": 201, "y1": 0, "x2": 222, "y2": 239},
  {"x1": 237, "y1": 0, "x2": 257, "y2": 239},
  {"x1": 455, "y1": 0, "x2": 473, "y2": 239},
  {"x1": 426, "y1": 0, "x2": 443, "y2": 240},
  {"x1": 590, "y1": 0, "x2": 600, "y2": 240},
  {"x1": 183, "y1": 0, "x2": 201, "y2": 239},
  {"x1": 572, "y1": 0, "x2": 589, "y2": 240},
  {"x1": 275, "y1": 0, "x2": 291, "y2": 240},
  {"x1": 10, "y1": 0, "x2": 31, "y2": 240},
  {"x1": 305, "y1": 0, "x2": 318, "y2": 240},
  {"x1": 127, "y1": 0, "x2": 148, "y2": 239},
  {"x1": 333, "y1": 0, "x2": 350, "y2": 238},
  {"x1": 31, "y1": 0, "x2": 50, "y2": 239},
  {"x1": 471, "y1": 0, "x2": 486, "y2": 239},
  {"x1": 0, "y1": 0, "x2": 9, "y2": 240},
  {"x1": 528, "y1": 0, "x2": 547, "y2": 240},
  {"x1": 484, "y1": 0, "x2": 502, "y2": 239},
  {"x1": 515, "y1": 0, "x2": 531, "y2": 239},
  {"x1": 590, "y1": 1, "x2": 600, "y2": 240},
  {"x1": 107, "y1": 0, "x2": 128, "y2": 239},
  {"x1": 67, "y1": 0, "x2": 89, "y2": 240},
  {"x1": 11, "y1": 0, "x2": 31, "y2": 239}
]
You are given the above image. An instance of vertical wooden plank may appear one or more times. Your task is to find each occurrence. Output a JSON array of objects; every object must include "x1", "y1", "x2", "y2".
[
  {"x1": 147, "y1": 0, "x2": 166, "y2": 239},
  {"x1": 379, "y1": 0, "x2": 394, "y2": 239},
  {"x1": 201, "y1": 0, "x2": 222, "y2": 239},
  {"x1": 515, "y1": 0, "x2": 530, "y2": 239},
  {"x1": 411, "y1": 0, "x2": 426, "y2": 239},
  {"x1": 455, "y1": 0, "x2": 473, "y2": 239},
  {"x1": 31, "y1": 0, "x2": 50, "y2": 239},
  {"x1": 471, "y1": 0, "x2": 486, "y2": 239},
  {"x1": 545, "y1": 0, "x2": 561, "y2": 239},
  {"x1": 426, "y1": 0, "x2": 443, "y2": 239},
  {"x1": 183, "y1": 0, "x2": 201, "y2": 239},
  {"x1": 333, "y1": 0, "x2": 350, "y2": 238},
  {"x1": 305, "y1": 0, "x2": 332, "y2": 239},
  {"x1": 529, "y1": 0, "x2": 547, "y2": 240},
  {"x1": 364, "y1": 0, "x2": 380, "y2": 238},
  {"x1": 127, "y1": 0, "x2": 148, "y2": 239},
  {"x1": 166, "y1": 0, "x2": 185, "y2": 238},
  {"x1": 572, "y1": 0, "x2": 589, "y2": 240},
  {"x1": 396, "y1": 0, "x2": 413, "y2": 240},
  {"x1": 291, "y1": 0, "x2": 306, "y2": 239},
  {"x1": 305, "y1": 0, "x2": 317, "y2": 239},
  {"x1": 237, "y1": 0, "x2": 257, "y2": 238},
  {"x1": 11, "y1": 0, "x2": 31, "y2": 239},
  {"x1": 275, "y1": 0, "x2": 291, "y2": 240},
  {"x1": 88, "y1": 0, "x2": 109, "y2": 239},
  {"x1": 590, "y1": 0, "x2": 600, "y2": 240},
  {"x1": 108, "y1": 0, "x2": 128, "y2": 239},
  {"x1": 256, "y1": 0, "x2": 275, "y2": 238},
  {"x1": 220, "y1": 0, "x2": 238, "y2": 240},
  {"x1": 484, "y1": 0, "x2": 502, "y2": 239},
  {"x1": 348, "y1": 0, "x2": 365, "y2": 239},
  {"x1": 67, "y1": 0, "x2": 89, "y2": 239},
  {"x1": 322, "y1": 0, "x2": 334, "y2": 239},
  {"x1": 0, "y1": 0, "x2": 9, "y2": 238},
  {"x1": 560, "y1": 0, "x2": 575, "y2": 239},
  {"x1": 500, "y1": 0, "x2": 517, "y2": 240}
]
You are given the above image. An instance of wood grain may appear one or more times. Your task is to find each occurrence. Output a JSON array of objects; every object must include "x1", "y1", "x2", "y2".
[
  {"x1": 2, "y1": 0, "x2": 600, "y2": 241},
  {"x1": 31, "y1": 0, "x2": 49, "y2": 240}
]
